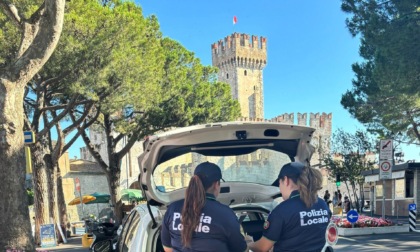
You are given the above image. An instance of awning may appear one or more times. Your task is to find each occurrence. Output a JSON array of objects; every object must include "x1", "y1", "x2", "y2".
[
  {"x1": 365, "y1": 175, "x2": 379, "y2": 182},
  {"x1": 392, "y1": 170, "x2": 405, "y2": 179},
  {"x1": 364, "y1": 171, "x2": 405, "y2": 182}
]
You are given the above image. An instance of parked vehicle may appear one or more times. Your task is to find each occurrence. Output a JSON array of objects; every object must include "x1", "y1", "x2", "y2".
[
  {"x1": 90, "y1": 222, "x2": 119, "y2": 251},
  {"x1": 93, "y1": 122, "x2": 336, "y2": 252}
]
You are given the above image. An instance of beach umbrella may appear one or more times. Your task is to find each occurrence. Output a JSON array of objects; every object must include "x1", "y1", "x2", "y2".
[
  {"x1": 85, "y1": 192, "x2": 111, "y2": 204},
  {"x1": 121, "y1": 189, "x2": 143, "y2": 202},
  {"x1": 85, "y1": 192, "x2": 111, "y2": 216},
  {"x1": 68, "y1": 195, "x2": 96, "y2": 205}
]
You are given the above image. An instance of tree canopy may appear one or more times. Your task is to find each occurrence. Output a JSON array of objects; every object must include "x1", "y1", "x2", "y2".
[
  {"x1": 340, "y1": 0, "x2": 420, "y2": 144},
  {"x1": 38, "y1": 0, "x2": 241, "y2": 222},
  {"x1": 323, "y1": 128, "x2": 377, "y2": 211}
]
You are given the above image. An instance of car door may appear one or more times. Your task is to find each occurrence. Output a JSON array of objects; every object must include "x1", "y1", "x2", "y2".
[{"x1": 118, "y1": 210, "x2": 141, "y2": 252}]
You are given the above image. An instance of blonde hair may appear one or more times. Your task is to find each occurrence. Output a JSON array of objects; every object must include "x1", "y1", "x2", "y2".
[{"x1": 296, "y1": 165, "x2": 323, "y2": 208}]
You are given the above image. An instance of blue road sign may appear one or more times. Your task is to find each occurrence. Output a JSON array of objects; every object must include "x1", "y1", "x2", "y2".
[
  {"x1": 24, "y1": 131, "x2": 34, "y2": 144},
  {"x1": 409, "y1": 204, "x2": 417, "y2": 211},
  {"x1": 346, "y1": 209, "x2": 359, "y2": 223}
]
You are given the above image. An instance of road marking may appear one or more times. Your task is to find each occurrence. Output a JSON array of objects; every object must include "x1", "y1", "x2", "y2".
[{"x1": 339, "y1": 237, "x2": 356, "y2": 242}]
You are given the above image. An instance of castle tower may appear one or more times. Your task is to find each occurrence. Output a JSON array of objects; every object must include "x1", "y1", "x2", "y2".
[{"x1": 211, "y1": 33, "x2": 267, "y2": 119}]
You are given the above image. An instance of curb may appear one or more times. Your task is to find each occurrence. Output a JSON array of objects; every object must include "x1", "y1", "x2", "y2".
[{"x1": 337, "y1": 224, "x2": 409, "y2": 236}]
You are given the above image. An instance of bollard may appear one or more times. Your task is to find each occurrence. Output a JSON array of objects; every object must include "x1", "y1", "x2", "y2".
[{"x1": 409, "y1": 209, "x2": 418, "y2": 232}]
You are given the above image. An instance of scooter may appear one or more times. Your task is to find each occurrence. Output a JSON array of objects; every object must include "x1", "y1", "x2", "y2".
[{"x1": 90, "y1": 222, "x2": 119, "y2": 251}]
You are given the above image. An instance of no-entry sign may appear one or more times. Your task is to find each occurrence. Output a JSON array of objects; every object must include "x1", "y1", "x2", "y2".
[{"x1": 379, "y1": 160, "x2": 392, "y2": 179}]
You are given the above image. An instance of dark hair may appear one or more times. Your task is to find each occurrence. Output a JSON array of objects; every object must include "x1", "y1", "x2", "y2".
[
  {"x1": 296, "y1": 165, "x2": 323, "y2": 208},
  {"x1": 181, "y1": 174, "x2": 216, "y2": 247}
]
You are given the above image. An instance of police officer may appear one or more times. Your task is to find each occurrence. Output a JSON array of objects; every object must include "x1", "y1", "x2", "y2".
[
  {"x1": 248, "y1": 162, "x2": 331, "y2": 252},
  {"x1": 161, "y1": 162, "x2": 248, "y2": 252}
]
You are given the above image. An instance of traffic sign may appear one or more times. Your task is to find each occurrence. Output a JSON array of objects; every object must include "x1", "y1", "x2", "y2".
[
  {"x1": 325, "y1": 223, "x2": 338, "y2": 246},
  {"x1": 379, "y1": 160, "x2": 392, "y2": 179},
  {"x1": 346, "y1": 210, "x2": 359, "y2": 223},
  {"x1": 379, "y1": 139, "x2": 393, "y2": 160},
  {"x1": 75, "y1": 177, "x2": 81, "y2": 192},
  {"x1": 409, "y1": 204, "x2": 417, "y2": 211},
  {"x1": 24, "y1": 131, "x2": 35, "y2": 144}
]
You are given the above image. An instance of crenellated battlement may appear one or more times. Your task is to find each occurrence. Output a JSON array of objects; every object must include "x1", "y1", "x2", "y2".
[
  {"x1": 211, "y1": 33, "x2": 267, "y2": 69},
  {"x1": 269, "y1": 113, "x2": 294, "y2": 124},
  {"x1": 309, "y1": 113, "x2": 332, "y2": 130},
  {"x1": 297, "y1": 113, "x2": 308, "y2": 126}
]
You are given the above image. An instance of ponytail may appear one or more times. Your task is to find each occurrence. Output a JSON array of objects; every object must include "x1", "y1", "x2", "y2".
[
  {"x1": 297, "y1": 165, "x2": 323, "y2": 208},
  {"x1": 181, "y1": 175, "x2": 206, "y2": 247}
]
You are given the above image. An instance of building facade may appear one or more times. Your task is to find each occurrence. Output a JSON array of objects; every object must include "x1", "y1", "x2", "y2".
[{"x1": 363, "y1": 162, "x2": 420, "y2": 217}]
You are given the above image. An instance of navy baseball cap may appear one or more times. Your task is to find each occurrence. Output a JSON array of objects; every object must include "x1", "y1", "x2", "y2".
[
  {"x1": 271, "y1": 162, "x2": 305, "y2": 187},
  {"x1": 194, "y1": 162, "x2": 223, "y2": 188}
]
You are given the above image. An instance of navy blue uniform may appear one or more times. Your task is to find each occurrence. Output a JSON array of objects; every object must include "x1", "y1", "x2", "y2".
[
  {"x1": 263, "y1": 190, "x2": 331, "y2": 252},
  {"x1": 161, "y1": 193, "x2": 247, "y2": 252}
]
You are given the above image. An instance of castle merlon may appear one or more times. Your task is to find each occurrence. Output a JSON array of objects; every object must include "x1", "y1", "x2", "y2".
[{"x1": 211, "y1": 33, "x2": 267, "y2": 69}]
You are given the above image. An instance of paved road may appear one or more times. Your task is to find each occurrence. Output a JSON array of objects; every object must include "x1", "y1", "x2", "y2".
[
  {"x1": 334, "y1": 232, "x2": 420, "y2": 251},
  {"x1": 37, "y1": 232, "x2": 420, "y2": 252}
]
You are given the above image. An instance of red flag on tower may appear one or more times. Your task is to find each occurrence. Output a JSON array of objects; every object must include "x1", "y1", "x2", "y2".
[{"x1": 233, "y1": 16, "x2": 237, "y2": 25}]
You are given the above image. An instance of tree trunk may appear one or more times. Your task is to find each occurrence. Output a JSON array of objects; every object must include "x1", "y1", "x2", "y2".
[
  {"x1": 57, "y1": 162, "x2": 68, "y2": 236},
  {"x1": 31, "y1": 139, "x2": 51, "y2": 245},
  {"x1": 107, "y1": 158, "x2": 122, "y2": 224},
  {"x1": 45, "y1": 154, "x2": 57, "y2": 223},
  {"x1": 0, "y1": 81, "x2": 35, "y2": 251}
]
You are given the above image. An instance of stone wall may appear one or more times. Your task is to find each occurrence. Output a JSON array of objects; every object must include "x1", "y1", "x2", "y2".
[{"x1": 64, "y1": 173, "x2": 109, "y2": 222}]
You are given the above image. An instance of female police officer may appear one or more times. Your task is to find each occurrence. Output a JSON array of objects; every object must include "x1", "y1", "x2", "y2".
[
  {"x1": 161, "y1": 161, "x2": 248, "y2": 252},
  {"x1": 248, "y1": 162, "x2": 331, "y2": 252}
]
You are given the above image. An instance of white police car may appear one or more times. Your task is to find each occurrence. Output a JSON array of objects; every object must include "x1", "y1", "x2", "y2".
[{"x1": 92, "y1": 122, "x2": 335, "y2": 252}]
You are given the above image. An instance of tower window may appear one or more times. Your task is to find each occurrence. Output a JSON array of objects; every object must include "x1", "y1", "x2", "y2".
[
  {"x1": 226, "y1": 73, "x2": 229, "y2": 79},
  {"x1": 244, "y1": 70, "x2": 247, "y2": 76}
]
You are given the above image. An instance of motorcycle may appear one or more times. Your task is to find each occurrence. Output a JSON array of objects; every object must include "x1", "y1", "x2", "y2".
[{"x1": 90, "y1": 222, "x2": 119, "y2": 251}]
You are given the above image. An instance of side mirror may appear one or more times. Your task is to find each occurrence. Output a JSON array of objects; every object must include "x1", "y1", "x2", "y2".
[{"x1": 92, "y1": 240, "x2": 112, "y2": 252}]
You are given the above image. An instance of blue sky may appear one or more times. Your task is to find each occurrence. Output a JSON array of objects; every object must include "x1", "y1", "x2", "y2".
[{"x1": 67, "y1": 0, "x2": 418, "y2": 161}]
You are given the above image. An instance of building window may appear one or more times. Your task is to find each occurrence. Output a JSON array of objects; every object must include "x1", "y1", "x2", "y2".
[
  {"x1": 226, "y1": 73, "x2": 229, "y2": 79},
  {"x1": 406, "y1": 170, "x2": 414, "y2": 197},
  {"x1": 244, "y1": 70, "x2": 247, "y2": 76}
]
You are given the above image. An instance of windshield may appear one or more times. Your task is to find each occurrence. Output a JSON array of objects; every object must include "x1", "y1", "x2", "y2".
[{"x1": 153, "y1": 149, "x2": 291, "y2": 192}]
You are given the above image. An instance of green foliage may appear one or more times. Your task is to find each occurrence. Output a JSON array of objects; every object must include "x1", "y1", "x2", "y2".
[
  {"x1": 0, "y1": 0, "x2": 43, "y2": 66},
  {"x1": 323, "y1": 128, "x2": 377, "y2": 211},
  {"x1": 340, "y1": 0, "x2": 420, "y2": 143},
  {"x1": 27, "y1": 189, "x2": 34, "y2": 206},
  {"x1": 142, "y1": 38, "x2": 240, "y2": 131},
  {"x1": 323, "y1": 128, "x2": 376, "y2": 187}
]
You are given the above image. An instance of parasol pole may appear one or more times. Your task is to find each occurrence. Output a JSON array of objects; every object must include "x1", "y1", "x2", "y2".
[{"x1": 79, "y1": 190, "x2": 85, "y2": 218}]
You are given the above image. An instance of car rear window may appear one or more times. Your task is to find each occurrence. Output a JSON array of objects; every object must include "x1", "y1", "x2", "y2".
[{"x1": 153, "y1": 148, "x2": 291, "y2": 192}]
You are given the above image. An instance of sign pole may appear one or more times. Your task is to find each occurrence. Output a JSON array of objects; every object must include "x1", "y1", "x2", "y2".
[
  {"x1": 379, "y1": 139, "x2": 393, "y2": 219},
  {"x1": 382, "y1": 179, "x2": 385, "y2": 219},
  {"x1": 79, "y1": 190, "x2": 84, "y2": 218},
  {"x1": 75, "y1": 177, "x2": 84, "y2": 218}
]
